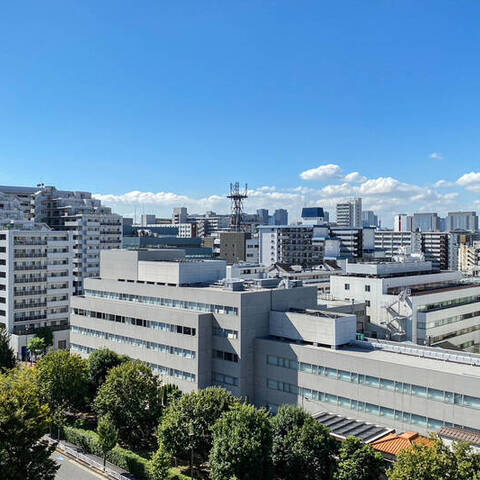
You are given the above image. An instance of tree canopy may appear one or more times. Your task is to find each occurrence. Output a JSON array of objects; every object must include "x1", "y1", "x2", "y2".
[
  {"x1": 271, "y1": 405, "x2": 337, "y2": 480},
  {"x1": 0, "y1": 368, "x2": 58, "y2": 479},
  {"x1": 36, "y1": 350, "x2": 89, "y2": 412},
  {"x1": 87, "y1": 348, "x2": 129, "y2": 389},
  {"x1": 158, "y1": 386, "x2": 239, "y2": 463},
  {"x1": 388, "y1": 437, "x2": 480, "y2": 480},
  {"x1": 97, "y1": 414, "x2": 118, "y2": 469},
  {"x1": 210, "y1": 403, "x2": 272, "y2": 480},
  {"x1": 0, "y1": 327, "x2": 15, "y2": 372},
  {"x1": 334, "y1": 436, "x2": 385, "y2": 480},
  {"x1": 27, "y1": 336, "x2": 46, "y2": 362},
  {"x1": 94, "y1": 360, "x2": 163, "y2": 451}
]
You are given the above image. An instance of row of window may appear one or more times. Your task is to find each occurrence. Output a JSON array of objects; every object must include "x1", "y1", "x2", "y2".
[
  {"x1": 419, "y1": 309, "x2": 480, "y2": 330},
  {"x1": 267, "y1": 354, "x2": 480, "y2": 410},
  {"x1": 71, "y1": 326, "x2": 196, "y2": 359},
  {"x1": 213, "y1": 349, "x2": 239, "y2": 363},
  {"x1": 72, "y1": 308, "x2": 196, "y2": 336},
  {"x1": 212, "y1": 326, "x2": 239, "y2": 339},
  {"x1": 267, "y1": 379, "x2": 467, "y2": 432},
  {"x1": 431, "y1": 324, "x2": 480, "y2": 344},
  {"x1": 213, "y1": 371, "x2": 239, "y2": 387},
  {"x1": 418, "y1": 295, "x2": 480, "y2": 312},
  {"x1": 84, "y1": 289, "x2": 239, "y2": 316},
  {"x1": 70, "y1": 343, "x2": 196, "y2": 383}
]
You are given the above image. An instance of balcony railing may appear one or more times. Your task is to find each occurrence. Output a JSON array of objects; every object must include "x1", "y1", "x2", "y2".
[
  {"x1": 14, "y1": 277, "x2": 47, "y2": 284},
  {"x1": 13, "y1": 323, "x2": 69, "y2": 336}
]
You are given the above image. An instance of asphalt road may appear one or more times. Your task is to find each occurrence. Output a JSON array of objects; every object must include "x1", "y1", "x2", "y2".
[{"x1": 54, "y1": 452, "x2": 105, "y2": 480}]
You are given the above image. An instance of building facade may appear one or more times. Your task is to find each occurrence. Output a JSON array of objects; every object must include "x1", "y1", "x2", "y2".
[{"x1": 336, "y1": 198, "x2": 362, "y2": 228}]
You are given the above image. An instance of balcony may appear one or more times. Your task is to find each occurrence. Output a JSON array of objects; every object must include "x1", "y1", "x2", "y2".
[
  {"x1": 13, "y1": 323, "x2": 69, "y2": 336},
  {"x1": 14, "y1": 314, "x2": 47, "y2": 322},
  {"x1": 14, "y1": 241, "x2": 48, "y2": 247},
  {"x1": 14, "y1": 265, "x2": 47, "y2": 272},
  {"x1": 14, "y1": 277, "x2": 47, "y2": 284},
  {"x1": 15, "y1": 253, "x2": 46, "y2": 259},
  {"x1": 14, "y1": 302, "x2": 47, "y2": 310},
  {"x1": 14, "y1": 289, "x2": 47, "y2": 297}
]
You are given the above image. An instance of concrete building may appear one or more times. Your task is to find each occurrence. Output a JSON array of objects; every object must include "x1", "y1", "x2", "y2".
[
  {"x1": 256, "y1": 209, "x2": 269, "y2": 225},
  {"x1": 459, "y1": 241, "x2": 480, "y2": 277},
  {"x1": 219, "y1": 232, "x2": 249, "y2": 265},
  {"x1": 259, "y1": 225, "x2": 324, "y2": 268},
  {"x1": 330, "y1": 259, "x2": 480, "y2": 350},
  {"x1": 273, "y1": 209, "x2": 288, "y2": 226},
  {"x1": 412, "y1": 213, "x2": 439, "y2": 232},
  {"x1": 301, "y1": 207, "x2": 329, "y2": 225},
  {"x1": 394, "y1": 214, "x2": 413, "y2": 232},
  {"x1": 421, "y1": 232, "x2": 449, "y2": 270},
  {"x1": 336, "y1": 198, "x2": 362, "y2": 228},
  {"x1": 362, "y1": 210, "x2": 379, "y2": 228},
  {"x1": 0, "y1": 185, "x2": 122, "y2": 294},
  {"x1": 70, "y1": 250, "x2": 480, "y2": 436},
  {"x1": 246, "y1": 237, "x2": 259, "y2": 263},
  {"x1": 0, "y1": 218, "x2": 74, "y2": 358},
  {"x1": 446, "y1": 212, "x2": 478, "y2": 233},
  {"x1": 375, "y1": 231, "x2": 422, "y2": 258},
  {"x1": 172, "y1": 208, "x2": 188, "y2": 224}
]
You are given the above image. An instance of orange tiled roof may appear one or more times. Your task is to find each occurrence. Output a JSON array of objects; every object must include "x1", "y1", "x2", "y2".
[{"x1": 371, "y1": 432, "x2": 433, "y2": 456}]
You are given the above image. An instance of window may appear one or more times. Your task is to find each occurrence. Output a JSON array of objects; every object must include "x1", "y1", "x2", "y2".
[
  {"x1": 365, "y1": 300, "x2": 371, "y2": 307},
  {"x1": 345, "y1": 283, "x2": 350, "y2": 290},
  {"x1": 365, "y1": 285, "x2": 371, "y2": 292}
]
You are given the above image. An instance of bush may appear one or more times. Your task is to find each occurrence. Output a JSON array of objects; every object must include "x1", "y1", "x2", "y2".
[
  {"x1": 63, "y1": 427, "x2": 194, "y2": 479},
  {"x1": 64, "y1": 426, "x2": 149, "y2": 478}
]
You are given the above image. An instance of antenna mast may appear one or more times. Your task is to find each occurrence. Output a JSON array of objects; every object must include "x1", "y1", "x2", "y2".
[{"x1": 227, "y1": 182, "x2": 248, "y2": 232}]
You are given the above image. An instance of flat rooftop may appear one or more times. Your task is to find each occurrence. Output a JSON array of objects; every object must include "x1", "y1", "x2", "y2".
[{"x1": 259, "y1": 337, "x2": 480, "y2": 376}]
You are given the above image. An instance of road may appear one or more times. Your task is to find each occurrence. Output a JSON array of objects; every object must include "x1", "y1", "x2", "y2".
[{"x1": 54, "y1": 452, "x2": 105, "y2": 480}]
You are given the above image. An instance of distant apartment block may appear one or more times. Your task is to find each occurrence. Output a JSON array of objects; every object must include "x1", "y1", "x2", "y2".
[
  {"x1": 446, "y1": 212, "x2": 478, "y2": 232},
  {"x1": 336, "y1": 198, "x2": 362, "y2": 227}
]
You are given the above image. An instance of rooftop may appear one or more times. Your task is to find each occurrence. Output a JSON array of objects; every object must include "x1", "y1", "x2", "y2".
[
  {"x1": 438, "y1": 427, "x2": 480, "y2": 446},
  {"x1": 371, "y1": 432, "x2": 432, "y2": 456}
]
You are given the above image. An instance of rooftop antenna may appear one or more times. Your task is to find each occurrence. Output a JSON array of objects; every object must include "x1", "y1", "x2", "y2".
[{"x1": 227, "y1": 182, "x2": 248, "y2": 232}]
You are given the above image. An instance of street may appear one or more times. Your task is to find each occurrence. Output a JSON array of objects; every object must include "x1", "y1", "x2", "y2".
[{"x1": 54, "y1": 452, "x2": 105, "y2": 480}]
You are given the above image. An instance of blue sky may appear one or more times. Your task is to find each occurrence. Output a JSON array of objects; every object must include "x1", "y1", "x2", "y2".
[{"x1": 1, "y1": 1, "x2": 480, "y2": 224}]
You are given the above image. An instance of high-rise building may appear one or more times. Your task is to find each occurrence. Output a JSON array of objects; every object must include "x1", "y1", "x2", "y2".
[
  {"x1": 421, "y1": 232, "x2": 449, "y2": 270},
  {"x1": 0, "y1": 185, "x2": 122, "y2": 295},
  {"x1": 375, "y1": 231, "x2": 422, "y2": 258},
  {"x1": 336, "y1": 198, "x2": 362, "y2": 227},
  {"x1": 172, "y1": 207, "x2": 188, "y2": 224},
  {"x1": 446, "y1": 212, "x2": 478, "y2": 232},
  {"x1": 394, "y1": 214, "x2": 413, "y2": 232},
  {"x1": 412, "y1": 213, "x2": 439, "y2": 232},
  {"x1": 0, "y1": 203, "x2": 74, "y2": 358},
  {"x1": 362, "y1": 210, "x2": 379, "y2": 228},
  {"x1": 256, "y1": 209, "x2": 269, "y2": 225},
  {"x1": 272, "y1": 209, "x2": 288, "y2": 226}
]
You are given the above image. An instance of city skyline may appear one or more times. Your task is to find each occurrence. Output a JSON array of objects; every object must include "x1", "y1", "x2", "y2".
[{"x1": 2, "y1": 1, "x2": 480, "y2": 224}]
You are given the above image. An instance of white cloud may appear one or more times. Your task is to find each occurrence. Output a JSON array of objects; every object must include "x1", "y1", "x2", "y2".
[
  {"x1": 299, "y1": 164, "x2": 343, "y2": 181},
  {"x1": 433, "y1": 180, "x2": 454, "y2": 188},
  {"x1": 429, "y1": 152, "x2": 444, "y2": 160},
  {"x1": 456, "y1": 172, "x2": 480, "y2": 192},
  {"x1": 344, "y1": 172, "x2": 367, "y2": 183}
]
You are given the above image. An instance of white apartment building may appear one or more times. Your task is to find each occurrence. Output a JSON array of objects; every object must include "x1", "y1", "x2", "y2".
[
  {"x1": 246, "y1": 237, "x2": 259, "y2": 263},
  {"x1": 394, "y1": 214, "x2": 413, "y2": 232},
  {"x1": 330, "y1": 259, "x2": 480, "y2": 350},
  {"x1": 336, "y1": 198, "x2": 362, "y2": 228},
  {"x1": 0, "y1": 218, "x2": 74, "y2": 359},
  {"x1": 459, "y1": 242, "x2": 480, "y2": 276},
  {"x1": 177, "y1": 223, "x2": 196, "y2": 238},
  {"x1": 375, "y1": 231, "x2": 422, "y2": 258},
  {"x1": 0, "y1": 185, "x2": 122, "y2": 294}
]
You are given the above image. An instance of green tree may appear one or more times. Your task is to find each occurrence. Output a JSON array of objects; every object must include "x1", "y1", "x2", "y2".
[
  {"x1": 37, "y1": 350, "x2": 89, "y2": 412},
  {"x1": 149, "y1": 445, "x2": 172, "y2": 480},
  {"x1": 334, "y1": 436, "x2": 385, "y2": 480},
  {"x1": 88, "y1": 348, "x2": 129, "y2": 389},
  {"x1": 271, "y1": 405, "x2": 337, "y2": 480},
  {"x1": 94, "y1": 360, "x2": 163, "y2": 451},
  {"x1": 97, "y1": 414, "x2": 118, "y2": 470},
  {"x1": 388, "y1": 437, "x2": 480, "y2": 480},
  {"x1": 0, "y1": 326, "x2": 15, "y2": 372},
  {"x1": 210, "y1": 403, "x2": 272, "y2": 480},
  {"x1": 27, "y1": 336, "x2": 46, "y2": 362},
  {"x1": 0, "y1": 367, "x2": 59, "y2": 479},
  {"x1": 160, "y1": 383, "x2": 182, "y2": 408},
  {"x1": 36, "y1": 327, "x2": 54, "y2": 350},
  {"x1": 158, "y1": 386, "x2": 239, "y2": 464}
]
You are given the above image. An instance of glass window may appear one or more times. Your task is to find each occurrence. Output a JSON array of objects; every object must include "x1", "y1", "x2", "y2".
[
  {"x1": 380, "y1": 379, "x2": 395, "y2": 391},
  {"x1": 395, "y1": 382, "x2": 403, "y2": 393},
  {"x1": 338, "y1": 370, "x2": 351, "y2": 382},
  {"x1": 365, "y1": 376, "x2": 380, "y2": 388},
  {"x1": 380, "y1": 407, "x2": 395, "y2": 418},
  {"x1": 411, "y1": 385, "x2": 427, "y2": 398},
  {"x1": 444, "y1": 391, "x2": 454, "y2": 404},
  {"x1": 454, "y1": 393, "x2": 463, "y2": 406},
  {"x1": 350, "y1": 372, "x2": 358, "y2": 383},
  {"x1": 427, "y1": 388, "x2": 444, "y2": 402},
  {"x1": 326, "y1": 368, "x2": 337, "y2": 378},
  {"x1": 402, "y1": 383, "x2": 411, "y2": 395},
  {"x1": 427, "y1": 418, "x2": 444, "y2": 431},
  {"x1": 365, "y1": 403, "x2": 379, "y2": 415},
  {"x1": 411, "y1": 415, "x2": 427, "y2": 428},
  {"x1": 463, "y1": 395, "x2": 480, "y2": 409},
  {"x1": 326, "y1": 394, "x2": 337, "y2": 404}
]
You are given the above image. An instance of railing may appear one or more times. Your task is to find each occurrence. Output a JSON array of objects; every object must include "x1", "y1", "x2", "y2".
[
  {"x1": 14, "y1": 289, "x2": 47, "y2": 296},
  {"x1": 14, "y1": 277, "x2": 47, "y2": 284},
  {"x1": 14, "y1": 265, "x2": 47, "y2": 271},
  {"x1": 15, "y1": 253, "x2": 46, "y2": 258},
  {"x1": 45, "y1": 437, "x2": 133, "y2": 480},
  {"x1": 13, "y1": 323, "x2": 68, "y2": 335},
  {"x1": 14, "y1": 314, "x2": 47, "y2": 322},
  {"x1": 14, "y1": 302, "x2": 47, "y2": 309}
]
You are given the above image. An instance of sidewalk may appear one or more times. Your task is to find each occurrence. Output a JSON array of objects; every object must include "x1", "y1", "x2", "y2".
[{"x1": 45, "y1": 435, "x2": 138, "y2": 480}]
